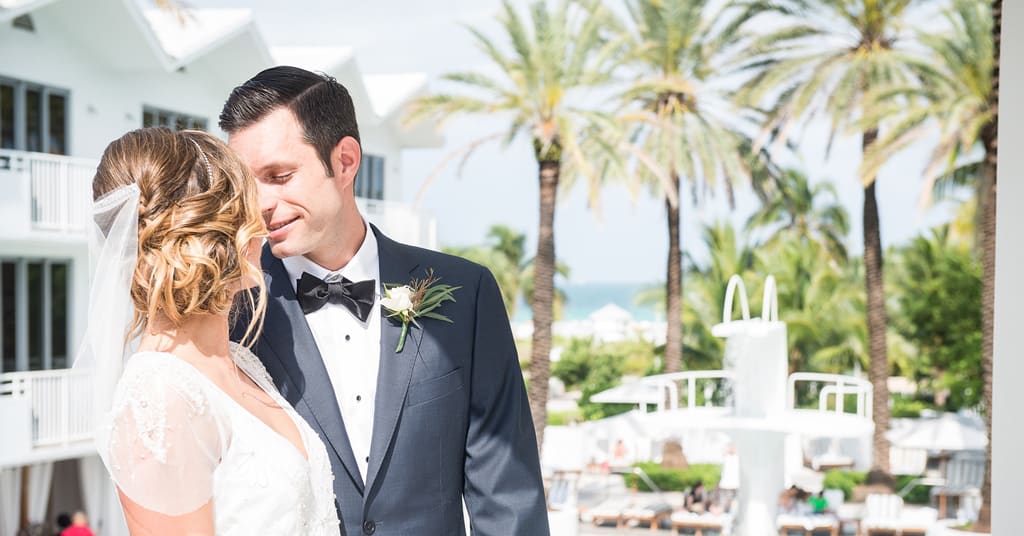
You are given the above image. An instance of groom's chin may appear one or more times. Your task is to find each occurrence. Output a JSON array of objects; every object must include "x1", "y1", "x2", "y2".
[{"x1": 268, "y1": 241, "x2": 296, "y2": 260}]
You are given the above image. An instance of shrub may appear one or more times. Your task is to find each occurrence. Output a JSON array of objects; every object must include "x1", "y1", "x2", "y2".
[
  {"x1": 623, "y1": 463, "x2": 722, "y2": 492},
  {"x1": 547, "y1": 409, "x2": 581, "y2": 426},
  {"x1": 823, "y1": 470, "x2": 866, "y2": 500},
  {"x1": 894, "y1": 475, "x2": 933, "y2": 505}
]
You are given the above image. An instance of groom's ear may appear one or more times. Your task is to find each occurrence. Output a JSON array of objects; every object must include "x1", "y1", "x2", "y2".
[{"x1": 331, "y1": 136, "x2": 361, "y2": 188}]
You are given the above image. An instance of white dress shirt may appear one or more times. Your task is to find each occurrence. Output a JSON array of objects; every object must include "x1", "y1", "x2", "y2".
[{"x1": 282, "y1": 222, "x2": 380, "y2": 482}]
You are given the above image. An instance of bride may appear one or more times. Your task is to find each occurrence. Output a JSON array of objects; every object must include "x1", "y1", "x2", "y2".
[{"x1": 81, "y1": 128, "x2": 338, "y2": 535}]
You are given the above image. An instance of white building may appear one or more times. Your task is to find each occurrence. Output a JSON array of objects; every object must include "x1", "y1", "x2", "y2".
[{"x1": 0, "y1": 1, "x2": 441, "y2": 534}]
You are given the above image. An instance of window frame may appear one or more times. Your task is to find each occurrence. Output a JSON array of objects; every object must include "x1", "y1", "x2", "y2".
[{"x1": 0, "y1": 75, "x2": 71, "y2": 155}]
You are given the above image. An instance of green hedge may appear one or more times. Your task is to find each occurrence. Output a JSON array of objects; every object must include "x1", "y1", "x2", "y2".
[
  {"x1": 894, "y1": 475, "x2": 933, "y2": 504},
  {"x1": 547, "y1": 409, "x2": 581, "y2": 426},
  {"x1": 623, "y1": 463, "x2": 722, "y2": 492},
  {"x1": 823, "y1": 470, "x2": 866, "y2": 500},
  {"x1": 823, "y1": 470, "x2": 932, "y2": 505}
]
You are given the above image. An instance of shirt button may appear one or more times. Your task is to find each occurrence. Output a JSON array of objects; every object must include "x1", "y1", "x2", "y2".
[
  {"x1": 365, "y1": 456, "x2": 370, "y2": 462},
  {"x1": 362, "y1": 520, "x2": 376, "y2": 535},
  {"x1": 345, "y1": 334, "x2": 351, "y2": 341},
  {"x1": 356, "y1": 395, "x2": 362, "y2": 402}
]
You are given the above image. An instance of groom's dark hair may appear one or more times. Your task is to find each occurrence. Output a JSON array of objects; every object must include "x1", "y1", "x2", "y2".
[{"x1": 219, "y1": 66, "x2": 360, "y2": 177}]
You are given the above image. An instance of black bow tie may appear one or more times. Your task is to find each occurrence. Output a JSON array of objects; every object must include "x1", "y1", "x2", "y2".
[{"x1": 296, "y1": 272, "x2": 377, "y2": 321}]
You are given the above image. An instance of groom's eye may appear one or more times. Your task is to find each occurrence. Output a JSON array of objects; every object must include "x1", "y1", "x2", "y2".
[{"x1": 268, "y1": 172, "x2": 294, "y2": 183}]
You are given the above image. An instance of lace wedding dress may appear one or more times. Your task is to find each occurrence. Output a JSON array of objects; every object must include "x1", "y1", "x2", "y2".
[{"x1": 96, "y1": 342, "x2": 339, "y2": 535}]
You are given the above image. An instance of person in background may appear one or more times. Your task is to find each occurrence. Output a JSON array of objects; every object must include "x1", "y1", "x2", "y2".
[
  {"x1": 54, "y1": 513, "x2": 71, "y2": 536},
  {"x1": 808, "y1": 490, "x2": 829, "y2": 514},
  {"x1": 59, "y1": 512, "x2": 94, "y2": 536},
  {"x1": 685, "y1": 481, "x2": 707, "y2": 513}
]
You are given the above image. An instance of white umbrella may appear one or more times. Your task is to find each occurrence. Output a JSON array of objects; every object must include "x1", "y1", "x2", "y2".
[{"x1": 886, "y1": 411, "x2": 987, "y2": 452}]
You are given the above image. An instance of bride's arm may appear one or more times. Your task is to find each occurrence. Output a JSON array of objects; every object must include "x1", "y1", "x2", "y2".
[{"x1": 118, "y1": 493, "x2": 215, "y2": 536}]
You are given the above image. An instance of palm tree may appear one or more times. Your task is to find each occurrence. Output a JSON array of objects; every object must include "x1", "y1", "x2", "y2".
[
  {"x1": 745, "y1": 170, "x2": 850, "y2": 261},
  {"x1": 638, "y1": 221, "x2": 756, "y2": 371},
  {"x1": 405, "y1": 0, "x2": 620, "y2": 445},
  {"x1": 614, "y1": 0, "x2": 762, "y2": 374},
  {"x1": 736, "y1": 0, "x2": 927, "y2": 481},
  {"x1": 756, "y1": 236, "x2": 867, "y2": 376},
  {"x1": 445, "y1": 225, "x2": 570, "y2": 322},
  {"x1": 859, "y1": 0, "x2": 998, "y2": 523}
]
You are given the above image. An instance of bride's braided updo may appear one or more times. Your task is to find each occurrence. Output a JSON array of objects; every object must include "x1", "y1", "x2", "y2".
[{"x1": 92, "y1": 127, "x2": 266, "y2": 344}]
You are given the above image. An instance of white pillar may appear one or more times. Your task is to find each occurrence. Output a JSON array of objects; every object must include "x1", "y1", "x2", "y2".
[{"x1": 993, "y1": 2, "x2": 1024, "y2": 533}]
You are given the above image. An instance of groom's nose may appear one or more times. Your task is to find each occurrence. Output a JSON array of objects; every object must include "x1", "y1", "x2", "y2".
[{"x1": 256, "y1": 181, "x2": 278, "y2": 218}]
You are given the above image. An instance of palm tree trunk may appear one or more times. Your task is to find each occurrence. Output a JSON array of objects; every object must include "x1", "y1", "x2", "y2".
[
  {"x1": 975, "y1": 1, "x2": 1000, "y2": 529},
  {"x1": 863, "y1": 128, "x2": 891, "y2": 478},
  {"x1": 529, "y1": 155, "x2": 559, "y2": 448},
  {"x1": 664, "y1": 174, "x2": 683, "y2": 374}
]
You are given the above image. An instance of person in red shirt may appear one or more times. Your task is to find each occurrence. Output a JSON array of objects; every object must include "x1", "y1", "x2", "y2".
[{"x1": 59, "y1": 511, "x2": 93, "y2": 536}]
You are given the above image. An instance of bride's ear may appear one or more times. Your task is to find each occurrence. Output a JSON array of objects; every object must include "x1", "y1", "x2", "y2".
[{"x1": 331, "y1": 137, "x2": 361, "y2": 188}]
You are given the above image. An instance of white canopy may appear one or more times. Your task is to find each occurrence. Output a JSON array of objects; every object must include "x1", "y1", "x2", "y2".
[{"x1": 887, "y1": 411, "x2": 987, "y2": 452}]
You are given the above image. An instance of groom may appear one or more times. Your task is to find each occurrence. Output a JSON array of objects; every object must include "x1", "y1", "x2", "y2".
[{"x1": 222, "y1": 66, "x2": 549, "y2": 535}]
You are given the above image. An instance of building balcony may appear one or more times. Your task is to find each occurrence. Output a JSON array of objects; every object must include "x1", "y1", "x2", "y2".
[
  {"x1": 0, "y1": 367, "x2": 95, "y2": 466},
  {"x1": 0, "y1": 148, "x2": 437, "y2": 249}
]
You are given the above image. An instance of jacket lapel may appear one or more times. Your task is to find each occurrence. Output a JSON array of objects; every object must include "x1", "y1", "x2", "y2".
[
  {"x1": 260, "y1": 247, "x2": 365, "y2": 492},
  {"x1": 365, "y1": 226, "x2": 420, "y2": 493}
]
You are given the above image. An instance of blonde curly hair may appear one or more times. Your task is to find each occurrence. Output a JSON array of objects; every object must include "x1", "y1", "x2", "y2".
[{"x1": 92, "y1": 127, "x2": 266, "y2": 345}]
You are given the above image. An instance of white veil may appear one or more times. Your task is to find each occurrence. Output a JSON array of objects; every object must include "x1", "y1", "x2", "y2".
[{"x1": 72, "y1": 183, "x2": 141, "y2": 424}]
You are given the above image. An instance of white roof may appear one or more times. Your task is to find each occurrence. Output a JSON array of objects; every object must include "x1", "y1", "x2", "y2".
[
  {"x1": 6, "y1": 0, "x2": 443, "y2": 149},
  {"x1": 271, "y1": 46, "x2": 355, "y2": 73},
  {"x1": 364, "y1": 73, "x2": 430, "y2": 118},
  {"x1": 589, "y1": 303, "x2": 633, "y2": 323},
  {"x1": 143, "y1": 8, "x2": 253, "y2": 63},
  {"x1": 0, "y1": 0, "x2": 52, "y2": 19}
]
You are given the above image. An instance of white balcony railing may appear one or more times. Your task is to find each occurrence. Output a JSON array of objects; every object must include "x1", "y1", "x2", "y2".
[
  {"x1": 0, "y1": 148, "x2": 96, "y2": 233},
  {"x1": 0, "y1": 149, "x2": 438, "y2": 249},
  {"x1": 590, "y1": 370, "x2": 734, "y2": 413},
  {"x1": 591, "y1": 369, "x2": 874, "y2": 421},
  {"x1": 788, "y1": 372, "x2": 874, "y2": 419},
  {"x1": 0, "y1": 367, "x2": 94, "y2": 448}
]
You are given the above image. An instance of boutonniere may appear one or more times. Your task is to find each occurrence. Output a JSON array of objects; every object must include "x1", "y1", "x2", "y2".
[{"x1": 381, "y1": 269, "x2": 460, "y2": 353}]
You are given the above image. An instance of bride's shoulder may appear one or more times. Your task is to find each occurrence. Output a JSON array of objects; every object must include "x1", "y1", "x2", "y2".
[
  {"x1": 228, "y1": 342, "x2": 274, "y2": 386},
  {"x1": 113, "y1": 351, "x2": 211, "y2": 415}
]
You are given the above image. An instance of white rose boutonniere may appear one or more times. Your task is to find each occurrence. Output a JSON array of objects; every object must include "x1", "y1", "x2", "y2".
[{"x1": 382, "y1": 269, "x2": 460, "y2": 352}]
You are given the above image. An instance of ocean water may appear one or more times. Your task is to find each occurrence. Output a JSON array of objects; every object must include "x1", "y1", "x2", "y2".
[{"x1": 511, "y1": 281, "x2": 661, "y2": 322}]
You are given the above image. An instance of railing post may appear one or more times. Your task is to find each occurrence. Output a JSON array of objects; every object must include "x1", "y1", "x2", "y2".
[
  {"x1": 787, "y1": 376, "x2": 796, "y2": 411},
  {"x1": 857, "y1": 386, "x2": 865, "y2": 417},
  {"x1": 687, "y1": 377, "x2": 696, "y2": 410},
  {"x1": 836, "y1": 380, "x2": 845, "y2": 415}
]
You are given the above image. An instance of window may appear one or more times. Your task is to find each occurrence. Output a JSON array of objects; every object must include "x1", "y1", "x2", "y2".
[
  {"x1": 355, "y1": 154, "x2": 385, "y2": 201},
  {"x1": 1, "y1": 83, "x2": 13, "y2": 150},
  {"x1": 0, "y1": 76, "x2": 70, "y2": 155},
  {"x1": 142, "y1": 105, "x2": 207, "y2": 131},
  {"x1": 0, "y1": 259, "x2": 71, "y2": 372}
]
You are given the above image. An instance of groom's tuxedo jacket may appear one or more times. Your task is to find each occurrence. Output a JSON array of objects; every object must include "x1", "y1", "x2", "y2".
[{"x1": 231, "y1": 225, "x2": 550, "y2": 536}]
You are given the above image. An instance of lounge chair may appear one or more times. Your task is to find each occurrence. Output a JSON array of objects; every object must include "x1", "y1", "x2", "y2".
[
  {"x1": 931, "y1": 453, "x2": 984, "y2": 519},
  {"x1": 622, "y1": 501, "x2": 672, "y2": 531},
  {"x1": 861, "y1": 494, "x2": 903, "y2": 536},
  {"x1": 583, "y1": 496, "x2": 635, "y2": 528},
  {"x1": 671, "y1": 510, "x2": 732, "y2": 536},
  {"x1": 776, "y1": 513, "x2": 839, "y2": 536},
  {"x1": 861, "y1": 494, "x2": 937, "y2": 536}
]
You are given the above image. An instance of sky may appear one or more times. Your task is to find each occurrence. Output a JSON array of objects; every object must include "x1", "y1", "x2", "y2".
[{"x1": 187, "y1": 0, "x2": 961, "y2": 284}]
